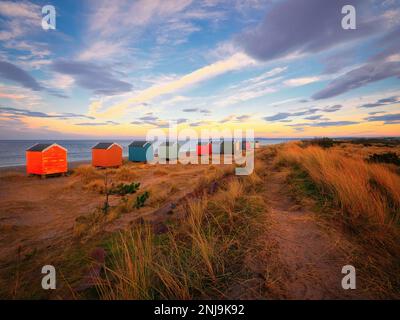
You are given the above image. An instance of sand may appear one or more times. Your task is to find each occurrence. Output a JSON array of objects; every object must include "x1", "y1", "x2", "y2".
[{"x1": 0, "y1": 159, "x2": 219, "y2": 298}]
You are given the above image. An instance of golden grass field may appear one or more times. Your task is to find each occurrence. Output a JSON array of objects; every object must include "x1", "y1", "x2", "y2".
[{"x1": 0, "y1": 140, "x2": 399, "y2": 299}]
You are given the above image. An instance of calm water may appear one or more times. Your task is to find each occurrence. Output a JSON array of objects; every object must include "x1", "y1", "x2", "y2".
[{"x1": 0, "y1": 138, "x2": 293, "y2": 168}]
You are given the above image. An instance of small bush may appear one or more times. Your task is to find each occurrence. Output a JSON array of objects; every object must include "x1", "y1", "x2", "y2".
[
  {"x1": 110, "y1": 182, "x2": 141, "y2": 195},
  {"x1": 367, "y1": 152, "x2": 400, "y2": 166},
  {"x1": 135, "y1": 191, "x2": 150, "y2": 209},
  {"x1": 303, "y1": 137, "x2": 335, "y2": 149}
]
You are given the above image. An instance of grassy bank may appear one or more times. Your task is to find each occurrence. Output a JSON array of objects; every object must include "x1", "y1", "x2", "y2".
[
  {"x1": 95, "y1": 161, "x2": 268, "y2": 299},
  {"x1": 275, "y1": 142, "x2": 400, "y2": 297}
]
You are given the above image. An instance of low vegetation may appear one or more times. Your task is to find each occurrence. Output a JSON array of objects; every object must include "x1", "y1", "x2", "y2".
[
  {"x1": 277, "y1": 142, "x2": 400, "y2": 232},
  {"x1": 367, "y1": 152, "x2": 400, "y2": 166},
  {"x1": 276, "y1": 142, "x2": 400, "y2": 297},
  {"x1": 302, "y1": 137, "x2": 336, "y2": 149},
  {"x1": 95, "y1": 163, "x2": 266, "y2": 299},
  {"x1": 110, "y1": 182, "x2": 141, "y2": 195},
  {"x1": 135, "y1": 191, "x2": 150, "y2": 209}
]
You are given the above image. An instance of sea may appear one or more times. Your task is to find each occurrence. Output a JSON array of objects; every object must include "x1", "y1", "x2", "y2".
[{"x1": 0, "y1": 138, "x2": 295, "y2": 168}]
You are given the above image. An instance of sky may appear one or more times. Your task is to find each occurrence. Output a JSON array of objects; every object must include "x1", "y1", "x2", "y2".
[{"x1": 0, "y1": 0, "x2": 399, "y2": 139}]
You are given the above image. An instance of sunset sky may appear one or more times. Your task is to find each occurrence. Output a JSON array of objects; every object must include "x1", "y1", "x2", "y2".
[{"x1": 0, "y1": 0, "x2": 399, "y2": 139}]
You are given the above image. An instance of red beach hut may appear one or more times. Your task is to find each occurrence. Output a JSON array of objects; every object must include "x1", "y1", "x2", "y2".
[
  {"x1": 92, "y1": 142, "x2": 123, "y2": 168},
  {"x1": 26, "y1": 143, "x2": 68, "y2": 176},
  {"x1": 197, "y1": 141, "x2": 211, "y2": 156}
]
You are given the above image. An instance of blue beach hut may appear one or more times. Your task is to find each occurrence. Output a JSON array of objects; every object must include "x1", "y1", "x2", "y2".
[{"x1": 129, "y1": 141, "x2": 154, "y2": 162}]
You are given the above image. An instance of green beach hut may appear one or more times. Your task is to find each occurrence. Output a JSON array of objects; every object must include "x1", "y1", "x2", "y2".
[{"x1": 129, "y1": 141, "x2": 154, "y2": 162}]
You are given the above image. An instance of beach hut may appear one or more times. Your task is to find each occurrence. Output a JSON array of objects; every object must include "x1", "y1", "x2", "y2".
[
  {"x1": 211, "y1": 140, "x2": 223, "y2": 154},
  {"x1": 221, "y1": 140, "x2": 240, "y2": 155},
  {"x1": 92, "y1": 142, "x2": 123, "y2": 168},
  {"x1": 129, "y1": 141, "x2": 153, "y2": 162},
  {"x1": 26, "y1": 143, "x2": 68, "y2": 176},
  {"x1": 197, "y1": 141, "x2": 211, "y2": 156},
  {"x1": 255, "y1": 141, "x2": 260, "y2": 149},
  {"x1": 158, "y1": 141, "x2": 178, "y2": 161},
  {"x1": 241, "y1": 139, "x2": 251, "y2": 151}
]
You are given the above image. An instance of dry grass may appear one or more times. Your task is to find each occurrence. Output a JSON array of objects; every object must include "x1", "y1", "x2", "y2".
[
  {"x1": 273, "y1": 143, "x2": 400, "y2": 298},
  {"x1": 276, "y1": 142, "x2": 400, "y2": 242},
  {"x1": 73, "y1": 165, "x2": 102, "y2": 184},
  {"x1": 96, "y1": 171, "x2": 267, "y2": 299}
]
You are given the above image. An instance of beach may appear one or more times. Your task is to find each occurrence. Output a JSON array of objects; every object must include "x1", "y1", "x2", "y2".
[{"x1": 1, "y1": 141, "x2": 399, "y2": 299}]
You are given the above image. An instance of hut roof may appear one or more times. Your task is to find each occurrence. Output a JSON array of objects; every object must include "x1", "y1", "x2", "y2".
[
  {"x1": 27, "y1": 143, "x2": 66, "y2": 152},
  {"x1": 129, "y1": 141, "x2": 151, "y2": 148},
  {"x1": 92, "y1": 142, "x2": 122, "y2": 150},
  {"x1": 197, "y1": 141, "x2": 210, "y2": 145}
]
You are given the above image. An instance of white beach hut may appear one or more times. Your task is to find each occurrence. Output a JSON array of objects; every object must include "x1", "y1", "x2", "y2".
[{"x1": 158, "y1": 141, "x2": 178, "y2": 161}]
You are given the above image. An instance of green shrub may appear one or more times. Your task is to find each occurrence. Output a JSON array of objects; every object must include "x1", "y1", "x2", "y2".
[
  {"x1": 111, "y1": 182, "x2": 141, "y2": 195},
  {"x1": 304, "y1": 137, "x2": 335, "y2": 149},
  {"x1": 135, "y1": 191, "x2": 150, "y2": 209}
]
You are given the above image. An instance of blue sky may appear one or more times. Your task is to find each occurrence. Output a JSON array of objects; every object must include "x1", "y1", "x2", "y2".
[{"x1": 0, "y1": 0, "x2": 399, "y2": 139}]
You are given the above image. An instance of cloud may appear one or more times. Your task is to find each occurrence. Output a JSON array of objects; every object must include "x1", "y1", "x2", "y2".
[
  {"x1": 190, "y1": 120, "x2": 211, "y2": 127},
  {"x1": 264, "y1": 104, "x2": 343, "y2": 122},
  {"x1": 283, "y1": 77, "x2": 320, "y2": 87},
  {"x1": 238, "y1": 0, "x2": 380, "y2": 62},
  {"x1": 358, "y1": 95, "x2": 399, "y2": 108},
  {"x1": 131, "y1": 114, "x2": 187, "y2": 127},
  {"x1": 75, "y1": 121, "x2": 119, "y2": 126},
  {"x1": 218, "y1": 114, "x2": 251, "y2": 123},
  {"x1": 321, "y1": 51, "x2": 355, "y2": 74},
  {"x1": 304, "y1": 115, "x2": 323, "y2": 120},
  {"x1": 92, "y1": 52, "x2": 256, "y2": 118},
  {"x1": 77, "y1": 40, "x2": 128, "y2": 61},
  {"x1": 312, "y1": 61, "x2": 400, "y2": 100},
  {"x1": 0, "y1": 61, "x2": 43, "y2": 91},
  {"x1": 219, "y1": 115, "x2": 236, "y2": 123},
  {"x1": 182, "y1": 107, "x2": 211, "y2": 114},
  {"x1": 288, "y1": 120, "x2": 359, "y2": 127},
  {"x1": 213, "y1": 67, "x2": 286, "y2": 108},
  {"x1": 82, "y1": 0, "x2": 225, "y2": 58},
  {"x1": 0, "y1": 106, "x2": 94, "y2": 120},
  {"x1": 368, "y1": 111, "x2": 386, "y2": 115},
  {"x1": 52, "y1": 60, "x2": 133, "y2": 96},
  {"x1": 264, "y1": 113, "x2": 291, "y2": 121},
  {"x1": 0, "y1": 92, "x2": 25, "y2": 100},
  {"x1": 309, "y1": 121, "x2": 359, "y2": 127},
  {"x1": 183, "y1": 108, "x2": 199, "y2": 112},
  {"x1": 323, "y1": 104, "x2": 343, "y2": 112},
  {"x1": 313, "y1": 26, "x2": 400, "y2": 99},
  {"x1": 0, "y1": 1, "x2": 41, "y2": 41},
  {"x1": 365, "y1": 113, "x2": 400, "y2": 124},
  {"x1": 236, "y1": 115, "x2": 251, "y2": 121},
  {"x1": 264, "y1": 108, "x2": 319, "y2": 121}
]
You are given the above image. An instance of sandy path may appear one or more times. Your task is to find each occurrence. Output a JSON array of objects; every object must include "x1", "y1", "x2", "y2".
[{"x1": 258, "y1": 158, "x2": 366, "y2": 299}]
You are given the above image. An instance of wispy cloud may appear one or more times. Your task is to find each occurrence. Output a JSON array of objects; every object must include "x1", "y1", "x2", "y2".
[
  {"x1": 52, "y1": 60, "x2": 132, "y2": 96},
  {"x1": 358, "y1": 95, "x2": 399, "y2": 108},
  {"x1": 0, "y1": 60, "x2": 43, "y2": 91},
  {"x1": 91, "y1": 52, "x2": 256, "y2": 118},
  {"x1": 0, "y1": 1, "x2": 41, "y2": 41},
  {"x1": 283, "y1": 76, "x2": 320, "y2": 87},
  {"x1": 0, "y1": 106, "x2": 94, "y2": 120},
  {"x1": 75, "y1": 120, "x2": 119, "y2": 126},
  {"x1": 365, "y1": 113, "x2": 400, "y2": 124},
  {"x1": 239, "y1": 0, "x2": 386, "y2": 61}
]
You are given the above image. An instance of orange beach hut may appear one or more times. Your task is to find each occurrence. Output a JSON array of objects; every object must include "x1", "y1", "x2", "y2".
[
  {"x1": 92, "y1": 142, "x2": 123, "y2": 168},
  {"x1": 26, "y1": 143, "x2": 68, "y2": 176}
]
